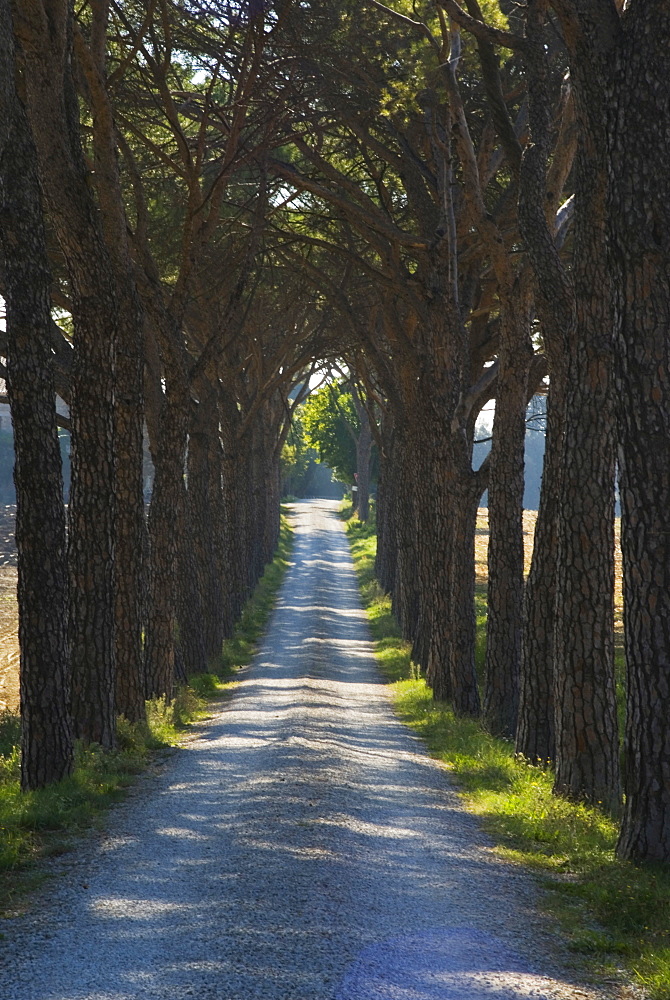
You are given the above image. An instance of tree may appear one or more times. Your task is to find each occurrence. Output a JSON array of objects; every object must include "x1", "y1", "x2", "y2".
[
  {"x1": 0, "y1": 0, "x2": 73, "y2": 788},
  {"x1": 15, "y1": 0, "x2": 120, "y2": 748},
  {"x1": 302, "y1": 381, "x2": 360, "y2": 484},
  {"x1": 606, "y1": 0, "x2": 670, "y2": 862},
  {"x1": 280, "y1": 414, "x2": 318, "y2": 498}
]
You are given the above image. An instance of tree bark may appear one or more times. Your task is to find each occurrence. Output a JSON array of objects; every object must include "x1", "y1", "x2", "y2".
[
  {"x1": 188, "y1": 385, "x2": 226, "y2": 664},
  {"x1": 0, "y1": 4, "x2": 74, "y2": 788},
  {"x1": 516, "y1": 377, "x2": 562, "y2": 763},
  {"x1": 375, "y1": 415, "x2": 397, "y2": 595},
  {"x1": 483, "y1": 294, "x2": 533, "y2": 738},
  {"x1": 392, "y1": 422, "x2": 420, "y2": 642},
  {"x1": 607, "y1": 0, "x2": 670, "y2": 861},
  {"x1": 73, "y1": 4, "x2": 147, "y2": 722},
  {"x1": 550, "y1": 0, "x2": 621, "y2": 814},
  {"x1": 176, "y1": 468, "x2": 207, "y2": 679},
  {"x1": 145, "y1": 381, "x2": 189, "y2": 700},
  {"x1": 15, "y1": 0, "x2": 118, "y2": 747},
  {"x1": 350, "y1": 384, "x2": 373, "y2": 522}
]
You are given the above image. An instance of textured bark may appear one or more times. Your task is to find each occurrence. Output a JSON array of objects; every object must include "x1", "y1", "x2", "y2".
[
  {"x1": 354, "y1": 417, "x2": 373, "y2": 523},
  {"x1": 188, "y1": 388, "x2": 226, "y2": 663},
  {"x1": 0, "y1": 7, "x2": 74, "y2": 788},
  {"x1": 550, "y1": 0, "x2": 620, "y2": 813},
  {"x1": 114, "y1": 347, "x2": 148, "y2": 722},
  {"x1": 374, "y1": 416, "x2": 397, "y2": 595},
  {"x1": 74, "y1": 5, "x2": 147, "y2": 722},
  {"x1": 145, "y1": 385, "x2": 189, "y2": 700},
  {"x1": 67, "y1": 270, "x2": 117, "y2": 747},
  {"x1": 175, "y1": 463, "x2": 207, "y2": 679},
  {"x1": 446, "y1": 479, "x2": 482, "y2": 716},
  {"x1": 391, "y1": 425, "x2": 419, "y2": 642},
  {"x1": 552, "y1": 156, "x2": 619, "y2": 811},
  {"x1": 219, "y1": 397, "x2": 242, "y2": 632},
  {"x1": 483, "y1": 296, "x2": 533, "y2": 738},
  {"x1": 608, "y1": 0, "x2": 670, "y2": 861},
  {"x1": 420, "y1": 408, "x2": 481, "y2": 717},
  {"x1": 516, "y1": 379, "x2": 562, "y2": 763},
  {"x1": 350, "y1": 386, "x2": 373, "y2": 522},
  {"x1": 16, "y1": 0, "x2": 117, "y2": 747},
  {"x1": 414, "y1": 418, "x2": 444, "y2": 680},
  {"x1": 516, "y1": 0, "x2": 573, "y2": 765}
]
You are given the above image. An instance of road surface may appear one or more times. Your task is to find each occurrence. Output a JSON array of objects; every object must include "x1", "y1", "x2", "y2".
[{"x1": 3, "y1": 500, "x2": 611, "y2": 1000}]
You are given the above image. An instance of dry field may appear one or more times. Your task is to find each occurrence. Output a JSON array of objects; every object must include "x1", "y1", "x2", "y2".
[
  {"x1": 475, "y1": 508, "x2": 624, "y2": 650},
  {"x1": 0, "y1": 506, "x2": 626, "y2": 716},
  {"x1": 0, "y1": 506, "x2": 18, "y2": 714}
]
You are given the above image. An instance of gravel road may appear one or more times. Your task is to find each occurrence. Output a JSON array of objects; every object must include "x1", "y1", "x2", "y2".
[{"x1": 3, "y1": 500, "x2": 619, "y2": 1000}]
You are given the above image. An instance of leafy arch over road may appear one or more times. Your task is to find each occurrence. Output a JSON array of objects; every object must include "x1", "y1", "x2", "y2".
[{"x1": 0, "y1": 0, "x2": 668, "y2": 864}]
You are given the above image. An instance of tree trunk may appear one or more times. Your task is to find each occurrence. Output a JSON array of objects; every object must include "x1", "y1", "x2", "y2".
[
  {"x1": 391, "y1": 423, "x2": 420, "y2": 642},
  {"x1": 114, "y1": 303, "x2": 147, "y2": 722},
  {"x1": 145, "y1": 385, "x2": 189, "y2": 700},
  {"x1": 188, "y1": 388, "x2": 226, "y2": 663},
  {"x1": 0, "y1": 12, "x2": 74, "y2": 788},
  {"x1": 446, "y1": 474, "x2": 482, "y2": 717},
  {"x1": 67, "y1": 279, "x2": 117, "y2": 748},
  {"x1": 176, "y1": 469, "x2": 207, "y2": 679},
  {"x1": 219, "y1": 396, "x2": 242, "y2": 633},
  {"x1": 516, "y1": 378, "x2": 562, "y2": 763},
  {"x1": 350, "y1": 385, "x2": 374, "y2": 522},
  {"x1": 421, "y1": 407, "x2": 481, "y2": 716},
  {"x1": 550, "y1": 0, "x2": 620, "y2": 814},
  {"x1": 16, "y1": 0, "x2": 117, "y2": 748},
  {"x1": 354, "y1": 416, "x2": 373, "y2": 522},
  {"x1": 483, "y1": 297, "x2": 532, "y2": 738},
  {"x1": 75, "y1": 2, "x2": 147, "y2": 723},
  {"x1": 607, "y1": 0, "x2": 670, "y2": 861},
  {"x1": 375, "y1": 417, "x2": 396, "y2": 595}
]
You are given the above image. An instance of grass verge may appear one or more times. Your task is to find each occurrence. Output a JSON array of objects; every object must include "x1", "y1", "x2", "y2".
[
  {"x1": 218, "y1": 510, "x2": 294, "y2": 672},
  {"x1": 345, "y1": 513, "x2": 670, "y2": 1000},
  {"x1": 0, "y1": 511, "x2": 294, "y2": 919}
]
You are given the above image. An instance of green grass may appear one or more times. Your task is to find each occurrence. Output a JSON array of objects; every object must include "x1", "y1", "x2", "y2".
[
  {"x1": 345, "y1": 514, "x2": 670, "y2": 1000},
  {"x1": 219, "y1": 512, "x2": 294, "y2": 671},
  {"x1": 0, "y1": 511, "x2": 294, "y2": 917}
]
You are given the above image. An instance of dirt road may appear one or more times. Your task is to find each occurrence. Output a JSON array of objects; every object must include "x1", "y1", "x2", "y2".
[{"x1": 2, "y1": 500, "x2": 610, "y2": 1000}]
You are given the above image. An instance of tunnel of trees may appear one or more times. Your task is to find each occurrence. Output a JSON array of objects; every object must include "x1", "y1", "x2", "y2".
[{"x1": 0, "y1": 0, "x2": 669, "y2": 864}]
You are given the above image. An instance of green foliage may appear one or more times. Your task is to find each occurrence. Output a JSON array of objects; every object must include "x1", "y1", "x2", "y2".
[
  {"x1": 280, "y1": 413, "x2": 319, "y2": 497},
  {"x1": 345, "y1": 514, "x2": 670, "y2": 1000},
  {"x1": 302, "y1": 382, "x2": 358, "y2": 484}
]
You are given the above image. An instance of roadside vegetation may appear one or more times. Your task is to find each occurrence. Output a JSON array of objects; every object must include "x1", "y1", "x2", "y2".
[
  {"x1": 0, "y1": 512, "x2": 293, "y2": 919},
  {"x1": 346, "y1": 509, "x2": 670, "y2": 1000}
]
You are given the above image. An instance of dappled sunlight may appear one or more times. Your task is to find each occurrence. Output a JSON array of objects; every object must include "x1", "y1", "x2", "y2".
[
  {"x1": 153, "y1": 826, "x2": 211, "y2": 841},
  {"x1": 91, "y1": 898, "x2": 204, "y2": 920},
  {"x1": 335, "y1": 928, "x2": 591, "y2": 999},
  {"x1": 8, "y1": 500, "x2": 600, "y2": 1000}
]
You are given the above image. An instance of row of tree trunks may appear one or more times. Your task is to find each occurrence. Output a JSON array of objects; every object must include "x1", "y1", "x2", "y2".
[{"x1": 5, "y1": 0, "x2": 309, "y2": 790}]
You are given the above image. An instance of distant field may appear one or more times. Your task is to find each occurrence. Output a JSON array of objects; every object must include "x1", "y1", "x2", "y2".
[
  {"x1": 0, "y1": 506, "x2": 18, "y2": 714},
  {"x1": 0, "y1": 505, "x2": 625, "y2": 716},
  {"x1": 474, "y1": 508, "x2": 623, "y2": 651}
]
